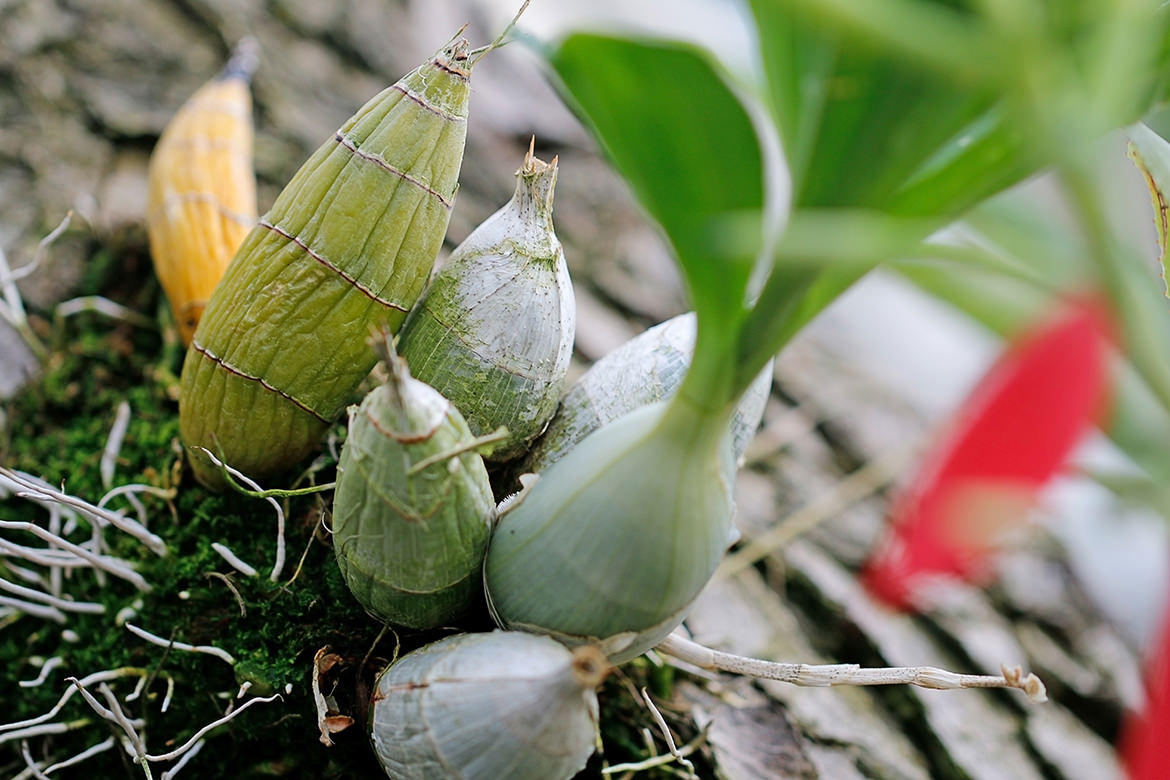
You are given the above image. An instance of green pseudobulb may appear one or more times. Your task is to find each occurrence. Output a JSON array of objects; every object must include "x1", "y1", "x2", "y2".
[
  {"x1": 486, "y1": 395, "x2": 735, "y2": 663},
  {"x1": 180, "y1": 36, "x2": 473, "y2": 489},
  {"x1": 398, "y1": 146, "x2": 574, "y2": 463},
  {"x1": 370, "y1": 631, "x2": 605, "y2": 780},
  {"x1": 332, "y1": 338, "x2": 494, "y2": 629}
]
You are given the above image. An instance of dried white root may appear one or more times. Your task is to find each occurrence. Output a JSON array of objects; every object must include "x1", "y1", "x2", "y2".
[
  {"x1": 149, "y1": 694, "x2": 281, "y2": 762},
  {"x1": 19, "y1": 656, "x2": 65, "y2": 688},
  {"x1": 0, "y1": 664, "x2": 182, "y2": 780},
  {"x1": 656, "y1": 632, "x2": 1048, "y2": 703},
  {"x1": 0, "y1": 719, "x2": 93, "y2": 747},
  {"x1": 0, "y1": 667, "x2": 150, "y2": 737},
  {"x1": 0, "y1": 520, "x2": 150, "y2": 592},
  {"x1": 600, "y1": 734, "x2": 705, "y2": 776},
  {"x1": 124, "y1": 674, "x2": 149, "y2": 703},
  {"x1": 1, "y1": 577, "x2": 104, "y2": 617},
  {"x1": 0, "y1": 212, "x2": 71, "y2": 360},
  {"x1": 192, "y1": 448, "x2": 286, "y2": 581},
  {"x1": 97, "y1": 484, "x2": 175, "y2": 518},
  {"x1": 635, "y1": 686, "x2": 698, "y2": 780},
  {"x1": 0, "y1": 398, "x2": 274, "y2": 778},
  {"x1": 41, "y1": 737, "x2": 116, "y2": 775},
  {"x1": 1, "y1": 213, "x2": 71, "y2": 286},
  {"x1": 54, "y1": 296, "x2": 156, "y2": 329},
  {"x1": 0, "y1": 594, "x2": 67, "y2": 623},
  {"x1": 2, "y1": 467, "x2": 167, "y2": 557},
  {"x1": 0, "y1": 466, "x2": 177, "y2": 673},
  {"x1": 100, "y1": 401, "x2": 132, "y2": 490},
  {"x1": 124, "y1": 623, "x2": 236, "y2": 666},
  {"x1": 61, "y1": 674, "x2": 282, "y2": 779},
  {"x1": 19, "y1": 739, "x2": 50, "y2": 780},
  {"x1": 210, "y1": 542, "x2": 258, "y2": 578},
  {"x1": 159, "y1": 738, "x2": 204, "y2": 779}
]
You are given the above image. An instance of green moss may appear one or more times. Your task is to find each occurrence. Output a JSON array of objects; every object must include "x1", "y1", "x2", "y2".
[{"x1": 0, "y1": 252, "x2": 387, "y2": 778}]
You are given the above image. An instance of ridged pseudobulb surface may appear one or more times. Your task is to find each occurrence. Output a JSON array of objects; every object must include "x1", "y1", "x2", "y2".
[
  {"x1": 179, "y1": 38, "x2": 473, "y2": 489},
  {"x1": 398, "y1": 147, "x2": 574, "y2": 463}
]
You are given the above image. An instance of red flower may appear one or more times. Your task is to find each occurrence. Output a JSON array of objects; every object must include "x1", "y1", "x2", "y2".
[
  {"x1": 1121, "y1": 594, "x2": 1170, "y2": 780},
  {"x1": 862, "y1": 296, "x2": 1113, "y2": 609}
]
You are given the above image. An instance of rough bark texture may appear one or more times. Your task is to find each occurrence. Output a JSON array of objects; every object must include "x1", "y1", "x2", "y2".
[{"x1": 0, "y1": 1, "x2": 1138, "y2": 778}]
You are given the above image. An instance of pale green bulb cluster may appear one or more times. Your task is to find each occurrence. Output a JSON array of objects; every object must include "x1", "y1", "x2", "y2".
[{"x1": 175, "y1": 28, "x2": 768, "y2": 780}]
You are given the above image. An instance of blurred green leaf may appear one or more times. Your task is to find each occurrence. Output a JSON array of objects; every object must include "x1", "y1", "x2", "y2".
[
  {"x1": 896, "y1": 193, "x2": 1170, "y2": 487},
  {"x1": 751, "y1": 0, "x2": 1170, "y2": 216},
  {"x1": 748, "y1": 0, "x2": 1001, "y2": 214},
  {"x1": 733, "y1": 0, "x2": 1027, "y2": 390},
  {"x1": 733, "y1": 0, "x2": 1170, "y2": 394}
]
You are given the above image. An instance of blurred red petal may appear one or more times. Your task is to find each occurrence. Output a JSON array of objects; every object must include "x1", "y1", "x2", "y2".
[
  {"x1": 1122, "y1": 598, "x2": 1170, "y2": 780},
  {"x1": 863, "y1": 296, "x2": 1113, "y2": 609}
]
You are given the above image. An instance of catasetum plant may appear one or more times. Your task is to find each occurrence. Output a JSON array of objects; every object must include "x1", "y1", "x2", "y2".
[
  {"x1": 485, "y1": 0, "x2": 1170, "y2": 664},
  {"x1": 22, "y1": 1, "x2": 1170, "y2": 777}
]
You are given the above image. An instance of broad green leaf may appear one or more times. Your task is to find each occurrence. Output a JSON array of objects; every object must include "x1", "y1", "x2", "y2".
[
  {"x1": 549, "y1": 33, "x2": 766, "y2": 407},
  {"x1": 549, "y1": 34, "x2": 762, "y2": 328},
  {"x1": 732, "y1": 0, "x2": 1013, "y2": 388}
]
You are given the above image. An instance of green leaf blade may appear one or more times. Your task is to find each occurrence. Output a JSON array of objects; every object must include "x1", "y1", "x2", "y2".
[{"x1": 549, "y1": 33, "x2": 764, "y2": 325}]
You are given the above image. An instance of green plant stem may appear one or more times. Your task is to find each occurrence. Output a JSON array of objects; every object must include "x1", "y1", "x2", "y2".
[
  {"x1": 732, "y1": 265, "x2": 823, "y2": 397},
  {"x1": 206, "y1": 452, "x2": 335, "y2": 499},
  {"x1": 406, "y1": 427, "x2": 509, "y2": 475},
  {"x1": 675, "y1": 305, "x2": 746, "y2": 416},
  {"x1": 658, "y1": 385, "x2": 738, "y2": 459}
]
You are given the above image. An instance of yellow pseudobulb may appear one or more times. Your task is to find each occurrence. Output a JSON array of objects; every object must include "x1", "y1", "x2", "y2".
[{"x1": 147, "y1": 41, "x2": 258, "y2": 345}]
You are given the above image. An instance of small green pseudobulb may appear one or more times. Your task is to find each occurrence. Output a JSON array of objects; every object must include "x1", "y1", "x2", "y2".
[
  {"x1": 397, "y1": 142, "x2": 575, "y2": 463},
  {"x1": 370, "y1": 631, "x2": 606, "y2": 780},
  {"x1": 331, "y1": 334, "x2": 495, "y2": 629},
  {"x1": 180, "y1": 34, "x2": 475, "y2": 489}
]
